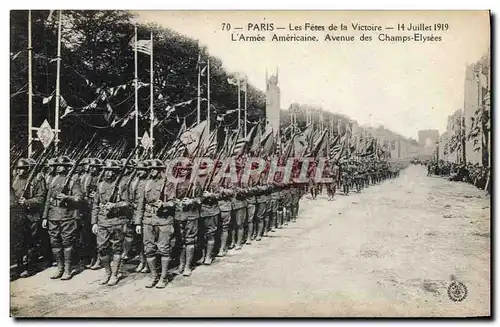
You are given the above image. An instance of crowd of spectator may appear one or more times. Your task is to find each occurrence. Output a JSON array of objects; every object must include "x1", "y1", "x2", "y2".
[{"x1": 421, "y1": 160, "x2": 490, "y2": 194}]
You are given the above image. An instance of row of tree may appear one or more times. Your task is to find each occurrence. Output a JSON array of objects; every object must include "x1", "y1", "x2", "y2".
[
  {"x1": 442, "y1": 51, "x2": 490, "y2": 167},
  {"x1": 10, "y1": 10, "x2": 266, "y2": 154}
]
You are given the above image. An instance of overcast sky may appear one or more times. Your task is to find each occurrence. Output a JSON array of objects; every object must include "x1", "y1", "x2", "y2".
[{"x1": 135, "y1": 11, "x2": 489, "y2": 140}]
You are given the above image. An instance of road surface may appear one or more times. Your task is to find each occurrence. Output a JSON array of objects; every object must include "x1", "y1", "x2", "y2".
[{"x1": 10, "y1": 165, "x2": 490, "y2": 317}]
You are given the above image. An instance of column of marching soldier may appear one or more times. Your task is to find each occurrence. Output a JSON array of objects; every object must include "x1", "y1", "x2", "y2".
[{"x1": 11, "y1": 155, "x2": 401, "y2": 289}]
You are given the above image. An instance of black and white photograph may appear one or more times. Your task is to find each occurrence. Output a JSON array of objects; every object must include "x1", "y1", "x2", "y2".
[{"x1": 8, "y1": 10, "x2": 491, "y2": 317}]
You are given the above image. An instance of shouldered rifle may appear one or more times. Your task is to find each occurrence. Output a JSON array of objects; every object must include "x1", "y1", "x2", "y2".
[
  {"x1": 21, "y1": 142, "x2": 55, "y2": 198},
  {"x1": 109, "y1": 144, "x2": 140, "y2": 203},
  {"x1": 61, "y1": 133, "x2": 98, "y2": 195}
]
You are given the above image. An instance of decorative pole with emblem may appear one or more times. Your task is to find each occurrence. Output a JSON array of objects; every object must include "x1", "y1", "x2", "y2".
[
  {"x1": 27, "y1": 10, "x2": 33, "y2": 157},
  {"x1": 54, "y1": 10, "x2": 62, "y2": 152},
  {"x1": 149, "y1": 31, "x2": 154, "y2": 157}
]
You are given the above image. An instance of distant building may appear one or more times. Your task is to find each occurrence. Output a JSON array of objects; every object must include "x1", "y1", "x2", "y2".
[
  {"x1": 463, "y1": 63, "x2": 486, "y2": 165},
  {"x1": 365, "y1": 125, "x2": 420, "y2": 160},
  {"x1": 418, "y1": 129, "x2": 439, "y2": 156}
]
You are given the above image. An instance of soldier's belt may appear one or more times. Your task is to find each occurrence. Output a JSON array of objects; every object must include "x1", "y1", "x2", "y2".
[
  {"x1": 49, "y1": 197, "x2": 67, "y2": 208},
  {"x1": 145, "y1": 204, "x2": 158, "y2": 214}
]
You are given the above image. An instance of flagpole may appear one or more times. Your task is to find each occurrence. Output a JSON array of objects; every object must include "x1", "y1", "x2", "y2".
[
  {"x1": 197, "y1": 51, "x2": 201, "y2": 124},
  {"x1": 238, "y1": 77, "x2": 241, "y2": 135},
  {"x1": 27, "y1": 10, "x2": 33, "y2": 157},
  {"x1": 134, "y1": 25, "x2": 139, "y2": 158},
  {"x1": 150, "y1": 31, "x2": 154, "y2": 157},
  {"x1": 244, "y1": 78, "x2": 247, "y2": 137},
  {"x1": 54, "y1": 10, "x2": 62, "y2": 152},
  {"x1": 207, "y1": 58, "x2": 211, "y2": 136}
]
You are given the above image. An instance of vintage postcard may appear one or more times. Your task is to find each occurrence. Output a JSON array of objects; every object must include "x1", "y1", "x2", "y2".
[{"x1": 9, "y1": 10, "x2": 491, "y2": 317}]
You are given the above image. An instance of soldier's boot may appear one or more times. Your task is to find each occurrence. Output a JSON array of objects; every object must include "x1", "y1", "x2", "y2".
[
  {"x1": 270, "y1": 213, "x2": 276, "y2": 232},
  {"x1": 145, "y1": 257, "x2": 159, "y2": 288},
  {"x1": 17, "y1": 259, "x2": 29, "y2": 278},
  {"x1": 255, "y1": 220, "x2": 263, "y2": 241},
  {"x1": 121, "y1": 238, "x2": 132, "y2": 261},
  {"x1": 90, "y1": 255, "x2": 102, "y2": 270},
  {"x1": 156, "y1": 257, "x2": 170, "y2": 289},
  {"x1": 276, "y1": 211, "x2": 283, "y2": 229},
  {"x1": 107, "y1": 254, "x2": 122, "y2": 286},
  {"x1": 175, "y1": 247, "x2": 186, "y2": 273},
  {"x1": 85, "y1": 256, "x2": 96, "y2": 269},
  {"x1": 135, "y1": 251, "x2": 148, "y2": 273},
  {"x1": 235, "y1": 226, "x2": 244, "y2": 250},
  {"x1": 245, "y1": 222, "x2": 254, "y2": 244},
  {"x1": 60, "y1": 247, "x2": 73, "y2": 281},
  {"x1": 263, "y1": 216, "x2": 269, "y2": 237},
  {"x1": 218, "y1": 230, "x2": 229, "y2": 257},
  {"x1": 183, "y1": 245, "x2": 195, "y2": 277},
  {"x1": 50, "y1": 248, "x2": 64, "y2": 279},
  {"x1": 197, "y1": 247, "x2": 206, "y2": 265},
  {"x1": 203, "y1": 238, "x2": 215, "y2": 265},
  {"x1": 228, "y1": 230, "x2": 236, "y2": 249},
  {"x1": 99, "y1": 255, "x2": 112, "y2": 285},
  {"x1": 174, "y1": 246, "x2": 186, "y2": 275}
]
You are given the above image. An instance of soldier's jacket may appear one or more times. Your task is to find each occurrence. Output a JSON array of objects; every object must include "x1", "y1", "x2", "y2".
[
  {"x1": 231, "y1": 184, "x2": 247, "y2": 210},
  {"x1": 175, "y1": 179, "x2": 201, "y2": 221},
  {"x1": 42, "y1": 174, "x2": 83, "y2": 221},
  {"x1": 271, "y1": 188, "x2": 281, "y2": 200},
  {"x1": 218, "y1": 199, "x2": 232, "y2": 212},
  {"x1": 129, "y1": 176, "x2": 148, "y2": 205},
  {"x1": 120, "y1": 173, "x2": 134, "y2": 199},
  {"x1": 256, "y1": 187, "x2": 269, "y2": 204},
  {"x1": 11, "y1": 174, "x2": 47, "y2": 221},
  {"x1": 283, "y1": 188, "x2": 294, "y2": 206},
  {"x1": 91, "y1": 179, "x2": 131, "y2": 227},
  {"x1": 80, "y1": 172, "x2": 101, "y2": 215},
  {"x1": 199, "y1": 181, "x2": 220, "y2": 218},
  {"x1": 291, "y1": 187, "x2": 300, "y2": 202},
  {"x1": 246, "y1": 188, "x2": 256, "y2": 204},
  {"x1": 135, "y1": 177, "x2": 176, "y2": 226}
]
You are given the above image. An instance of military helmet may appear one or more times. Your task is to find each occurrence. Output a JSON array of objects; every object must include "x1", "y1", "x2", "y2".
[
  {"x1": 135, "y1": 160, "x2": 151, "y2": 170},
  {"x1": 79, "y1": 158, "x2": 91, "y2": 166},
  {"x1": 16, "y1": 158, "x2": 35, "y2": 169},
  {"x1": 50, "y1": 156, "x2": 74, "y2": 167},
  {"x1": 102, "y1": 159, "x2": 121, "y2": 170},
  {"x1": 120, "y1": 158, "x2": 137, "y2": 168},
  {"x1": 46, "y1": 158, "x2": 55, "y2": 167},
  {"x1": 89, "y1": 158, "x2": 104, "y2": 167},
  {"x1": 149, "y1": 159, "x2": 166, "y2": 170}
]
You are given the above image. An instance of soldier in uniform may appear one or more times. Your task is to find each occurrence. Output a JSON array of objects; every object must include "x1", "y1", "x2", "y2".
[
  {"x1": 216, "y1": 178, "x2": 233, "y2": 257},
  {"x1": 290, "y1": 183, "x2": 300, "y2": 222},
  {"x1": 119, "y1": 158, "x2": 137, "y2": 261},
  {"x1": 79, "y1": 158, "x2": 103, "y2": 269},
  {"x1": 129, "y1": 160, "x2": 151, "y2": 273},
  {"x1": 135, "y1": 159, "x2": 176, "y2": 288},
  {"x1": 198, "y1": 184, "x2": 220, "y2": 265},
  {"x1": 41, "y1": 156, "x2": 83, "y2": 280},
  {"x1": 275, "y1": 184, "x2": 285, "y2": 229},
  {"x1": 91, "y1": 159, "x2": 132, "y2": 286},
  {"x1": 11, "y1": 158, "x2": 47, "y2": 277},
  {"x1": 254, "y1": 184, "x2": 269, "y2": 241},
  {"x1": 244, "y1": 166, "x2": 259, "y2": 245},
  {"x1": 174, "y1": 161, "x2": 201, "y2": 277},
  {"x1": 269, "y1": 182, "x2": 280, "y2": 232},
  {"x1": 229, "y1": 164, "x2": 247, "y2": 250}
]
